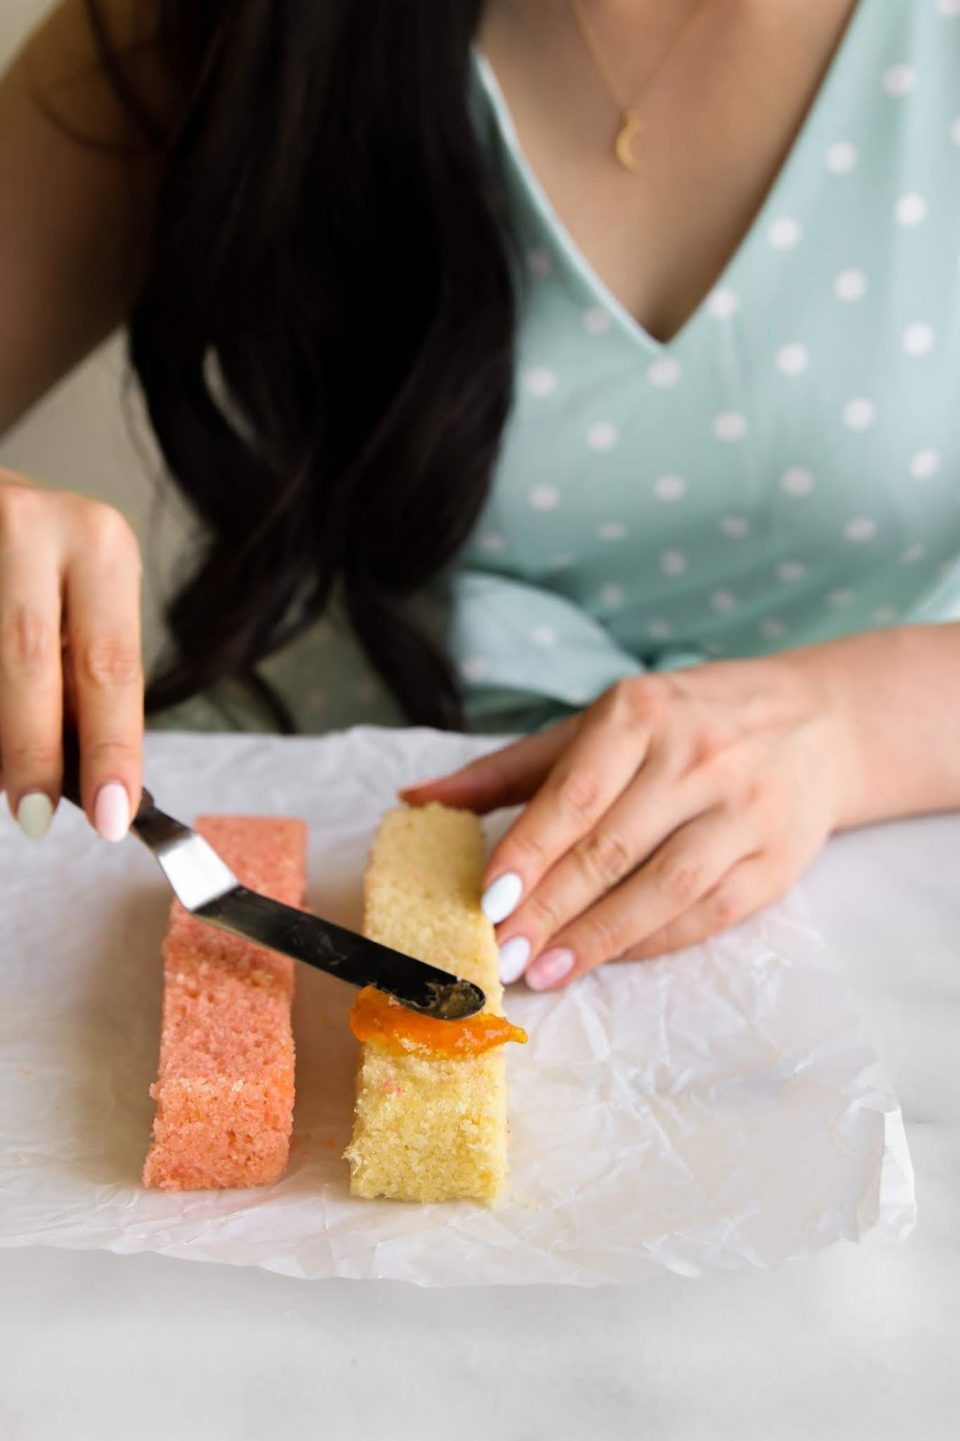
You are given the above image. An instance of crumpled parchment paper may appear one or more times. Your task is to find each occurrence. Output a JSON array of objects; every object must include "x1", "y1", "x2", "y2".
[{"x1": 0, "y1": 729, "x2": 915, "y2": 1285}]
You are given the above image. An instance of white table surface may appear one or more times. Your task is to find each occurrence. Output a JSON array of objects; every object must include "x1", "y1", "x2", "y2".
[{"x1": 1, "y1": 798, "x2": 957, "y2": 1441}]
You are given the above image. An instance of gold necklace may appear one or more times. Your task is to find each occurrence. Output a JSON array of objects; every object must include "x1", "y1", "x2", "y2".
[{"x1": 569, "y1": 0, "x2": 706, "y2": 172}]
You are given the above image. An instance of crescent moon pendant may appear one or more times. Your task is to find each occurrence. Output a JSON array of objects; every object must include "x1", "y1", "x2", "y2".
[{"x1": 614, "y1": 109, "x2": 643, "y2": 173}]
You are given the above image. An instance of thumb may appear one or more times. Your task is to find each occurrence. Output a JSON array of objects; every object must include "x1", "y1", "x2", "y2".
[{"x1": 400, "y1": 716, "x2": 578, "y2": 815}]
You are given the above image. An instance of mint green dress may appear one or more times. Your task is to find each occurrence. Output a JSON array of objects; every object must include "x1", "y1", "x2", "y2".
[{"x1": 154, "y1": 0, "x2": 960, "y2": 736}]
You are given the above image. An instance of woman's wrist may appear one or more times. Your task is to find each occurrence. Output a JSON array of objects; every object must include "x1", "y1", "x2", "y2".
[{"x1": 786, "y1": 623, "x2": 960, "y2": 831}]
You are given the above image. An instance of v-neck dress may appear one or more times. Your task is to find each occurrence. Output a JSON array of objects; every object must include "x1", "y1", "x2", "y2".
[{"x1": 152, "y1": 0, "x2": 960, "y2": 736}]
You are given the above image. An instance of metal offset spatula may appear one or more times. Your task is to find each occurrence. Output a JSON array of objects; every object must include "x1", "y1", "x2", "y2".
[{"x1": 59, "y1": 733, "x2": 485, "y2": 1021}]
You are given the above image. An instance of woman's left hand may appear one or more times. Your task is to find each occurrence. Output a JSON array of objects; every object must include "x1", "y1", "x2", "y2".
[{"x1": 402, "y1": 651, "x2": 862, "y2": 990}]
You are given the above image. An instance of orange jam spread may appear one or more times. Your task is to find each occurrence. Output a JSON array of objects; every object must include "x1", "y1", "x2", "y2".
[{"x1": 349, "y1": 986, "x2": 527, "y2": 1059}]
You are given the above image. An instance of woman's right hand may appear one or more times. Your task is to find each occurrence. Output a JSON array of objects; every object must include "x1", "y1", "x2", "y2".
[{"x1": 0, "y1": 470, "x2": 143, "y2": 842}]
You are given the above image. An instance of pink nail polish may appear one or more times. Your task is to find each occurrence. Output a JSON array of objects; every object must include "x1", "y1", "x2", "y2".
[
  {"x1": 526, "y1": 948, "x2": 576, "y2": 991},
  {"x1": 93, "y1": 782, "x2": 130, "y2": 843}
]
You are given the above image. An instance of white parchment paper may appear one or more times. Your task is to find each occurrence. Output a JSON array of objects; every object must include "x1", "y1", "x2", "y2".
[{"x1": 0, "y1": 729, "x2": 915, "y2": 1284}]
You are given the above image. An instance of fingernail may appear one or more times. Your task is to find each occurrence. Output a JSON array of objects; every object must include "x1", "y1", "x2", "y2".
[
  {"x1": 481, "y1": 872, "x2": 523, "y2": 925},
  {"x1": 526, "y1": 948, "x2": 576, "y2": 991},
  {"x1": 94, "y1": 782, "x2": 130, "y2": 843},
  {"x1": 16, "y1": 792, "x2": 53, "y2": 841},
  {"x1": 403, "y1": 775, "x2": 443, "y2": 792},
  {"x1": 499, "y1": 936, "x2": 531, "y2": 985}
]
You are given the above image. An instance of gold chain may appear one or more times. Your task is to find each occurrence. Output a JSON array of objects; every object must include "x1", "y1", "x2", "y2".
[{"x1": 569, "y1": 0, "x2": 707, "y2": 170}]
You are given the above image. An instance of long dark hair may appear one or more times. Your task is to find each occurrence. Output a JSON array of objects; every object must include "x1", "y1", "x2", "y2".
[{"x1": 87, "y1": 0, "x2": 516, "y2": 729}]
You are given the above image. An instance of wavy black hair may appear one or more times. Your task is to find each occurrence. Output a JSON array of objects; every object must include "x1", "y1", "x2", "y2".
[{"x1": 87, "y1": 0, "x2": 516, "y2": 729}]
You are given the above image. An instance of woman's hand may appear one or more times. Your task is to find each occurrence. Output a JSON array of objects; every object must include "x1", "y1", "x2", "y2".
[
  {"x1": 0, "y1": 471, "x2": 143, "y2": 841},
  {"x1": 403, "y1": 653, "x2": 862, "y2": 989}
]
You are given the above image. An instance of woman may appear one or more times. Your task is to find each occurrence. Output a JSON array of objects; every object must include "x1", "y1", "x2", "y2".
[{"x1": 1, "y1": 0, "x2": 959, "y2": 993}]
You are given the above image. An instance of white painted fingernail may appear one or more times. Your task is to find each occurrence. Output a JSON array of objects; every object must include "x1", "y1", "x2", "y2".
[
  {"x1": 94, "y1": 782, "x2": 130, "y2": 843},
  {"x1": 17, "y1": 792, "x2": 53, "y2": 841},
  {"x1": 481, "y1": 872, "x2": 524, "y2": 925},
  {"x1": 499, "y1": 936, "x2": 531, "y2": 985}
]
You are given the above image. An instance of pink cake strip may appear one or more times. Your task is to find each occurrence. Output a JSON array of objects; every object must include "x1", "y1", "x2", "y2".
[{"x1": 143, "y1": 816, "x2": 307, "y2": 1191}]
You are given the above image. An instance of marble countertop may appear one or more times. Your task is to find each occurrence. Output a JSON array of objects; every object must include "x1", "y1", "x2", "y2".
[{"x1": 1, "y1": 805, "x2": 957, "y2": 1441}]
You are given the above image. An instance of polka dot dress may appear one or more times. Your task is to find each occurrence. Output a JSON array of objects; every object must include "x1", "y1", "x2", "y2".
[
  {"x1": 151, "y1": 0, "x2": 960, "y2": 737},
  {"x1": 448, "y1": 0, "x2": 960, "y2": 731}
]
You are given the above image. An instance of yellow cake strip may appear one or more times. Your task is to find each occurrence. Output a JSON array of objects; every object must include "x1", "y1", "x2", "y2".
[{"x1": 344, "y1": 804, "x2": 509, "y2": 1203}]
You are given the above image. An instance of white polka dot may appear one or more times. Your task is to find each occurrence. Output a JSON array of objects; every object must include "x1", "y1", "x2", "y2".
[
  {"x1": 899, "y1": 541, "x2": 926, "y2": 565},
  {"x1": 825, "y1": 141, "x2": 859, "y2": 174},
  {"x1": 834, "y1": 268, "x2": 869, "y2": 301},
  {"x1": 777, "y1": 560, "x2": 807, "y2": 583},
  {"x1": 660, "y1": 549, "x2": 688, "y2": 576},
  {"x1": 527, "y1": 248, "x2": 551, "y2": 277},
  {"x1": 597, "y1": 520, "x2": 627, "y2": 541},
  {"x1": 653, "y1": 473, "x2": 687, "y2": 502},
  {"x1": 647, "y1": 357, "x2": 682, "y2": 388},
  {"x1": 938, "y1": 0, "x2": 960, "y2": 16},
  {"x1": 844, "y1": 516, "x2": 878, "y2": 542},
  {"x1": 710, "y1": 589, "x2": 738, "y2": 614},
  {"x1": 530, "y1": 625, "x2": 556, "y2": 648},
  {"x1": 646, "y1": 619, "x2": 674, "y2": 640},
  {"x1": 768, "y1": 217, "x2": 803, "y2": 250},
  {"x1": 523, "y1": 366, "x2": 557, "y2": 397},
  {"x1": 903, "y1": 322, "x2": 936, "y2": 357},
  {"x1": 910, "y1": 449, "x2": 941, "y2": 480},
  {"x1": 896, "y1": 192, "x2": 927, "y2": 226},
  {"x1": 775, "y1": 343, "x2": 810, "y2": 376},
  {"x1": 583, "y1": 306, "x2": 613, "y2": 335},
  {"x1": 781, "y1": 467, "x2": 815, "y2": 497},
  {"x1": 713, "y1": 411, "x2": 747, "y2": 442},
  {"x1": 550, "y1": 553, "x2": 574, "y2": 569},
  {"x1": 721, "y1": 515, "x2": 750, "y2": 538},
  {"x1": 568, "y1": 686, "x2": 590, "y2": 706},
  {"x1": 872, "y1": 606, "x2": 898, "y2": 626},
  {"x1": 827, "y1": 588, "x2": 855, "y2": 608},
  {"x1": 951, "y1": 116, "x2": 960, "y2": 145},
  {"x1": 707, "y1": 287, "x2": 740, "y2": 319},
  {"x1": 760, "y1": 618, "x2": 787, "y2": 640},
  {"x1": 460, "y1": 655, "x2": 491, "y2": 682},
  {"x1": 843, "y1": 398, "x2": 877, "y2": 431},
  {"x1": 883, "y1": 64, "x2": 916, "y2": 97},
  {"x1": 529, "y1": 484, "x2": 560, "y2": 511},
  {"x1": 600, "y1": 582, "x2": 625, "y2": 607},
  {"x1": 478, "y1": 531, "x2": 506, "y2": 553},
  {"x1": 586, "y1": 420, "x2": 620, "y2": 451}
]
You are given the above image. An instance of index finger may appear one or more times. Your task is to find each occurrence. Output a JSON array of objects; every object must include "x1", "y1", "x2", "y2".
[
  {"x1": 62, "y1": 511, "x2": 144, "y2": 840},
  {"x1": 480, "y1": 692, "x2": 649, "y2": 924}
]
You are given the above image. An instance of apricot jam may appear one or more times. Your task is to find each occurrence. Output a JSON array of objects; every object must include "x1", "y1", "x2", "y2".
[{"x1": 349, "y1": 985, "x2": 527, "y2": 1058}]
